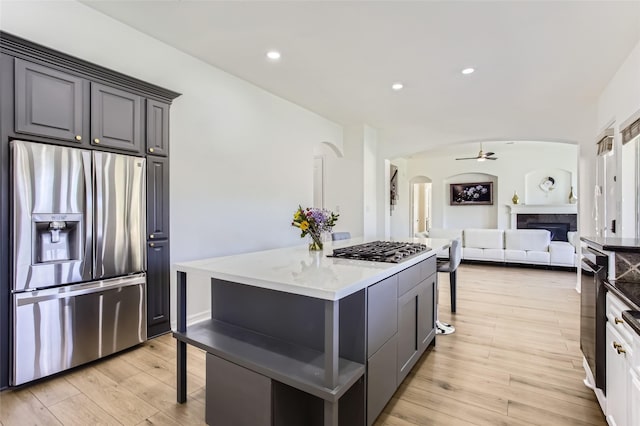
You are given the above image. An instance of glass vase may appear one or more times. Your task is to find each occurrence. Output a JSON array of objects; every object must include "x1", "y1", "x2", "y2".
[{"x1": 308, "y1": 233, "x2": 323, "y2": 251}]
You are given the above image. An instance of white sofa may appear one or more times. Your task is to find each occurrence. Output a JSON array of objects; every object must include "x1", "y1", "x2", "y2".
[{"x1": 420, "y1": 228, "x2": 578, "y2": 267}]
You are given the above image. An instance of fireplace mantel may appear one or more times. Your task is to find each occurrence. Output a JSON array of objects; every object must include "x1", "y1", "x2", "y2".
[
  {"x1": 507, "y1": 204, "x2": 577, "y2": 214},
  {"x1": 507, "y1": 204, "x2": 578, "y2": 230}
]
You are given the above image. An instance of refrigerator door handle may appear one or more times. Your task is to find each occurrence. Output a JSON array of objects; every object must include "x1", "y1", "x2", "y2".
[
  {"x1": 15, "y1": 274, "x2": 146, "y2": 306},
  {"x1": 93, "y1": 152, "x2": 103, "y2": 278}
]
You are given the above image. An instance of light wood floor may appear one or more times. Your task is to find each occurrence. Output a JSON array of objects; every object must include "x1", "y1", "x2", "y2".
[{"x1": 0, "y1": 264, "x2": 605, "y2": 425}]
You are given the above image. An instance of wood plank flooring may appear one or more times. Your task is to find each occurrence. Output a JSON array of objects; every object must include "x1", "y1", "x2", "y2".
[{"x1": 0, "y1": 263, "x2": 605, "y2": 425}]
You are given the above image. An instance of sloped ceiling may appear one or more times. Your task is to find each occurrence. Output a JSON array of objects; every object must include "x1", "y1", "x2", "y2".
[{"x1": 82, "y1": 1, "x2": 640, "y2": 156}]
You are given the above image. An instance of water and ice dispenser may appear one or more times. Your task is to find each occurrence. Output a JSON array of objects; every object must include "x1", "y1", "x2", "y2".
[{"x1": 32, "y1": 214, "x2": 83, "y2": 264}]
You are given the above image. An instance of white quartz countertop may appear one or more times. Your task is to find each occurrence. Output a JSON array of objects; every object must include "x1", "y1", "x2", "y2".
[{"x1": 173, "y1": 237, "x2": 450, "y2": 301}]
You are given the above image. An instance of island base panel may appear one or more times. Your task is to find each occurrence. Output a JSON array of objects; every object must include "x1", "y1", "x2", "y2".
[
  {"x1": 206, "y1": 353, "x2": 271, "y2": 426},
  {"x1": 272, "y1": 381, "x2": 323, "y2": 426},
  {"x1": 206, "y1": 352, "x2": 365, "y2": 426},
  {"x1": 367, "y1": 334, "x2": 398, "y2": 424}
]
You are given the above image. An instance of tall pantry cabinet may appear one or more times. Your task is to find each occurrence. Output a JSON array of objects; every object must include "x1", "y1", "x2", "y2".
[{"x1": 0, "y1": 31, "x2": 181, "y2": 388}]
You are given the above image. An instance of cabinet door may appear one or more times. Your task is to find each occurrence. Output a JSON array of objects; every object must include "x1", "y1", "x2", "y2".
[
  {"x1": 146, "y1": 100, "x2": 169, "y2": 156},
  {"x1": 417, "y1": 274, "x2": 436, "y2": 352},
  {"x1": 147, "y1": 239, "x2": 170, "y2": 337},
  {"x1": 631, "y1": 372, "x2": 640, "y2": 426},
  {"x1": 367, "y1": 334, "x2": 397, "y2": 426},
  {"x1": 91, "y1": 82, "x2": 143, "y2": 152},
  {"x1": 367, "y1": 275, "x2": 397, "y2": 357},
  {"x1": 397, "y1": 286, "x2": 419, "y2": 384},
  {"x1": 147, "y1": 156, "x2": 169, "y2": 240},
  {"x1": 15, "y1": 59, "x2": 84, "y2": 142},
  {"x1": 606, "y1": 323, "x2": 628, "y2": 426}
]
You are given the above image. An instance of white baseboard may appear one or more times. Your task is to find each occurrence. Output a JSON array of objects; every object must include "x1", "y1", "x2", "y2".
[{"x1": 170, "y1": 309, "x2": 211, "y2": 331}]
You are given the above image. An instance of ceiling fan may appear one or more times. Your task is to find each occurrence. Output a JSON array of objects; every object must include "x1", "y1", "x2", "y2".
[{"x1": 455, "y1": 144, "x2": 498, "y2": 161}]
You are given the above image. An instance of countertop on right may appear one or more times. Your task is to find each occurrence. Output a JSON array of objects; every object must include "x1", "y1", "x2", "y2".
[
  {"x1": 605, "y1": 279, "x2": 640, "y2": 336},
  {"x1": 605, "y1": 279, "x2": 640, "y2": 311},
  {"x1": 580, "y1": 236, "x2": 640, "y2": 253}
]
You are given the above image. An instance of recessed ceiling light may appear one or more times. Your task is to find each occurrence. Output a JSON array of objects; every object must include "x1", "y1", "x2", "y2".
[
  {"x1": 461, "y1": 68, "x2": 475, "y2": 75},
  {"x1": 266, "y1": 50, "x2": 281, "y2": 60},
  {"x1": 391, "y1": 82, "x2": 404, "y2": 91}
]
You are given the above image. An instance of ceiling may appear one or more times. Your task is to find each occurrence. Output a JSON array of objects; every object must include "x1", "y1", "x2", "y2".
[{"x1": 82, "y1": 1, "x2": 640, "y2": 156}]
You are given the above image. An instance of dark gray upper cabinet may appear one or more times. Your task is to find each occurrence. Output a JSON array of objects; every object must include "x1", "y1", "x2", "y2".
[
  {"x1": 91, "y1": 82, "x2": 143, "y2": 153},
  {"x1": 147, "y1": 239, "x2": 170, "y2": 337},
  {"x1": 147, "y1": 156, "x2": 169, "y2": 241},
  {"x1": 14, "y1": 59, "x2": 84, "y2": 142},
  {"x1": 146, "y1": 100, "x2": 169, "y2": 156}
]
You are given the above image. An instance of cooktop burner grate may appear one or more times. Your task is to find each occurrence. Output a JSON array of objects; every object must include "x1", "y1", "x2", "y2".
[{"x1": 328, "y1": 241, "x2": 430, "y2": 263}]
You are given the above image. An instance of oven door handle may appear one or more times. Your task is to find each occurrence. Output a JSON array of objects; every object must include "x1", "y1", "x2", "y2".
[
  {"x1": 581, "y1": 258, "x2": 600, "y2": 273},
  {"x1": 584, "y1": 246, "x2": 607, "y2": 257}
]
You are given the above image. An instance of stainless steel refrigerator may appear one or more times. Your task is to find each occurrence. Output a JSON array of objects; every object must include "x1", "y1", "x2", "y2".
[{"x1": 11, "y1": 140, "x2": 147, "y2": 385}]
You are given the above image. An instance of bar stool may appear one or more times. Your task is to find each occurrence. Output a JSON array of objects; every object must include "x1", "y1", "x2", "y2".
[
  {"x1": 436, "y1": 238, "x2": 461, "y2": 334},
  {"x1": 331, "y1": 232, "x2": 351, "y2": 241}
]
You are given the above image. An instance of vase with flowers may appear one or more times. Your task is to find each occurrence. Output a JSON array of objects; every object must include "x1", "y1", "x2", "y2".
[{"x1": 291, "y1": 206, "x2": 339, "y2": 251}]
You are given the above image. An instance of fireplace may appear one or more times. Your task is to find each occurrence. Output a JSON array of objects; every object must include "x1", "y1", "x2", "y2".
[
  {"x1": 525, "y1": 222, "x2": 570, "y2": 242},
  {"x1": 508, "y1": 204, "x2": 578, "y2": 242},
  {"x1": 515, "y1": 213, "x2": 576, "y2": 242}
]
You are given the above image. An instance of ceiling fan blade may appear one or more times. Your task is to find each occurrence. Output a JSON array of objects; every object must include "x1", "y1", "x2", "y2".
[{"x1": 456, "y1": 144, "x2": 498, "y2": 160}]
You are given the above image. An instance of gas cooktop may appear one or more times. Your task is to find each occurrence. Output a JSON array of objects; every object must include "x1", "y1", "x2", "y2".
[{"x1": 328, "y1": 241, "x2": 430, "y2": 263}]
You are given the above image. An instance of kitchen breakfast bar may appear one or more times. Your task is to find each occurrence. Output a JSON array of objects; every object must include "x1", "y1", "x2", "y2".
[{"x1": 173, "y1": 238, "x2": 449, "y2": 426}]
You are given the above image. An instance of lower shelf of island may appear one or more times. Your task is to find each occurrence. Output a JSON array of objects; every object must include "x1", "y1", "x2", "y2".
[{"x1": 173, "y1": 318, "x2": 365, "y2": 402}]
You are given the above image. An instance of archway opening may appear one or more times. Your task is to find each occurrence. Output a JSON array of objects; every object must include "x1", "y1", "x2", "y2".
[{"x1": 410, "y1": 176, "x2": 432, "y2": 236}]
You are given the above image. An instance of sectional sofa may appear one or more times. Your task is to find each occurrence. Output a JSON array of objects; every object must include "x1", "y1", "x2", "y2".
[{"x1": 417, "y1": 228, "x2": 578, "y2": 268}]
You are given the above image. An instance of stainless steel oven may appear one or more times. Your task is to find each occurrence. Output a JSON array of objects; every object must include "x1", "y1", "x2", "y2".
[{"x1": 580, "y1": 246, "x2": 608, "y2": 394}]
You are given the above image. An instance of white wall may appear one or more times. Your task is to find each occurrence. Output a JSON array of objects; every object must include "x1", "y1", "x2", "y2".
[
  {"x1": 395, "y1": 142, "x2": 578, "y2": 234},
  {"x1": 314, "y1": 139, "x2": 363, "y2": 237},
  {"x1": 1, "y1": 1, "x2": 347, "y2": 326},
  {"x1": 362, "y1": 125, "x2": 378, "y2": 238},
  {"x1": 592, "y1": 39, "x2": 640, "y2": 238}
]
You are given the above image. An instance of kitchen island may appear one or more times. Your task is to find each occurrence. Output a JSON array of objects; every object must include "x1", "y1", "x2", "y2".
[{"x1": 173, "y1": 237, "x2": 449, "y2": 426}]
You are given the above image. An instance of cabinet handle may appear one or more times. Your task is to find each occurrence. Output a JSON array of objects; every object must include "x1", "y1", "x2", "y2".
[
  {"x1": 149, "y1": 242, "x2": 155, "y2": 247},
  {"x1": 75, "y1": 135, "x2": 82, "y2": 141},
  {"x1": 94, "y1": 138, "x2": 100, "y2": 144},
  {"x1": 614, "y1": 317, "x2": 624, "y2": 324},
  {"x1": 150, "y1": 234, "x2": 154, "y2": 239},
  {"x1": 149, "y1": 148, "x2": 155, "y2": 153},
  {"x1": 617, "y1": 346, "x2": 627, "y2": 355},
  {"x1": 613, "y1": 342, "x2": 622, "y2": 349}
]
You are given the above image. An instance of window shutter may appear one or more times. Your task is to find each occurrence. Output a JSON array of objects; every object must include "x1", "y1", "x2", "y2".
[
  {"x1": 621, "y1": 118, "x2": 640, "y2": 145},
  {"x1": 596, "y1": 129, "x2": 614, "y2": 156}
]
